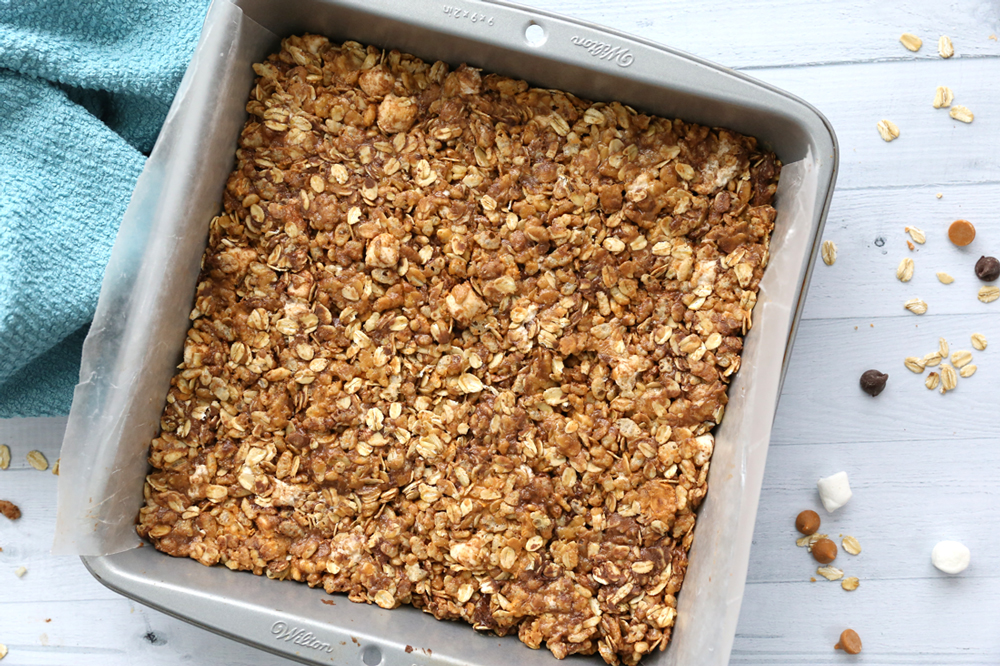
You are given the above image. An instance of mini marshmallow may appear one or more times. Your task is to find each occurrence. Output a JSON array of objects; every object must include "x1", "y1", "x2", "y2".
[
  {"x1": 817, "y1": 471, "x2": 852, "y2": 513},
  {"x1": 932, "y1": 540, "x2": 970, "y2": 574}
]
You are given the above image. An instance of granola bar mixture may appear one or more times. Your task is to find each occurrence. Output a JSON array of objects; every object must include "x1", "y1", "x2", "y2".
[{"x1": 137, "y1": 35, "x2": 779, "y2": 664}]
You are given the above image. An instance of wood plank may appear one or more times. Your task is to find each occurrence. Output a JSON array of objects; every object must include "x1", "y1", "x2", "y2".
[
  {"x1": 737, "y1": 438, "x2": 1000, "y2": 663},
  {"x1": 744, "y1": 440, "x2": 1000, "y2": 584},
  {"x1": 0, "y1": 599, "x2": 302, "y2": 666},
  {"x1": 0, "y1": 422, "x2": 124, "y2": 604},
  {"x1": 516, "y1": 0, "x2": 1000, "y2": 69},
  {"x1": 0, "y1": 417, "x2": 67, "y2": 462},
  {"x1": 771, "y1": 313, "x2": 999, "y2": 445},
  {"x1": 752, "y1": 58, "x2": 1000, "y2": 190},
  {"x1": 734, "y1": 577, "x2": 1000, "y2": 664},
  {"x1": 800, "y1": 182, "x2": 999, "y2": 320}
]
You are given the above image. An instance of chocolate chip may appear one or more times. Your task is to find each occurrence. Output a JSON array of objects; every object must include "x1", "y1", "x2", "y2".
[
  {"x1": 859, "y1": 369, "x2": 888, "y2": 396},
  {"x1": 975, "y1": 255, "x2": 999, "y2": 282}
]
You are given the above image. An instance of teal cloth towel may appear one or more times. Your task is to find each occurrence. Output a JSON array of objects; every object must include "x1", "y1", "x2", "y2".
[{"x1": 0, "y1": 0, "x2": 210, "y2": 418}]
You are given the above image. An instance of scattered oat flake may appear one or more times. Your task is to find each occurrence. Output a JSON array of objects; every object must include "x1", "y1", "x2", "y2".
[
  {"x1": 904, "y1": 357, "x2": 925, "y2": 373},
  {"x1": 905, "y1": 226, "x2": 926, "y2": 244},
  {"x1": 971, "y1": 333, "x2": 987, "y2": 350},
  {"x1": 900, "y1": 33, "x2": 923, "y2": 51},
  {"x1": 960, "y1": 364, "x2": 977, "y2": 378},
  {"x1": 897, "y1": 258, "x2": 914, "y2": 282},
  {"x1": 52, "y1": 458, "x2": 60, "y2": 476},
  {"x1": 938, "y1": 35, "x2": 955, "y2": 58},
  {"x1": 0, "y1": 643, "x2": 7, "y2": 660},
  {"x1": 923, "y1": 351, "x2": 942, "y2": 366},
  {"x1": 26, "y1": 450, "x2": 47, "y2": 471},
  {"x1": 797, "y1": 533, "x2": 828, "y2": 548},
  {"x1": 936, "y1": 193, "x2": 943, "y2": 199},
  {"x1": 925, "y1": 371, "x2": 940, "y2": 390},
  {"x1": 933, "y1": 86, "x2": 954, "y2": 109},
  {"x1": 950, "y1": 105, "x2": 974, "y2": 123},
  {"x1": 0, "y1": 445, "x2": 8, "y2": 470},
  {"x1": 842, "y1": 536, "x2": 862, "y2": 555},
  {"x1": 877, "y1": 119, "x2": 900, "y2": 142},
  {"x1": 936, "y1": 271, "x2": 954, "y2": 284},
  {"x1": 817, "y1": 566, "x2": 844, "y2": 581},
  {"x1": 14, "y1": 566, "x2": 26, "y2": 578},
  {"x1": 907, "y1": 240, "x2": 915, "y2": 251},
  {"x1": 940, "y1": 364, "x2": 958, "y2": 392},
  {"x1": 978, "y1": 286, "x2": 1000, "y2": 303},
  {"x1": 904, "y1": 298, "x2": 928, "y2": 314},
  {"x1": 951, "y1": 350, "x2": 973, "y2": 368},
  {"x1": 940, "y1": 337, "x2": 950, "y2": 358},
  {"x1": 842, "y1": 577, "x2": 860, "y2": 591},
  {"x1": 821, "y1": 240, "x2": 837, "y2": 266}
]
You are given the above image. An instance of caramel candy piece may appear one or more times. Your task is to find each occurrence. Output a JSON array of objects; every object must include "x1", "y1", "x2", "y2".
[
  {"x1": 835, "y1": 628, "x2": 862, "y2": 654},
  {"x1": 795, "y1": 510, "x2": 820, "y2": 535},
  {"x1": 949, "y1": 219, "x2": 976, "y2": 246},
  {"x1": 811, "y1": 538, "x2": 838, "y2": 564}
]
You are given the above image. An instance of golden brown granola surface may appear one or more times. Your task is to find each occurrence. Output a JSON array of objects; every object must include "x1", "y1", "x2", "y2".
[{"x1": 137, "y1": 34, "x2": 779, "y2": 665}]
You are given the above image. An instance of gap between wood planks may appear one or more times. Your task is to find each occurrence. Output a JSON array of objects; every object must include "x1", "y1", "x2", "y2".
[
  {"x1": 737, "y1": 52, "x2": 1000, "y2": 71},
  {"x1": 832, "y1": 179, "x2": 1000, "y2": 192}
]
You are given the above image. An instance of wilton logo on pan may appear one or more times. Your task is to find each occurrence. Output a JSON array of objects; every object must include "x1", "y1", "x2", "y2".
[
  {"x1": 270, "y1": 621, "x2": 334, "y2": 653},
  {"x1": 570, "y1": 35, "x2": 634, "y2": 67}
]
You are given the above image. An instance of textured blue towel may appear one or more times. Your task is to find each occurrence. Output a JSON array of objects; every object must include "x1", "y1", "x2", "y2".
[{"x1": 0, "y1": 0, "x2": 210, "y2": 417}]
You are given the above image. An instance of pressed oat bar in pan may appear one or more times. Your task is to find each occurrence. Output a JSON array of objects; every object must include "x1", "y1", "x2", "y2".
[{"x1": 136, "y1": 34, "x2": 779, "y2": 665}]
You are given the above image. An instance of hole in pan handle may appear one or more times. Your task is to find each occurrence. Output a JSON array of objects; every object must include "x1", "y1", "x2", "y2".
[
  {"x1": 524, "y1": 21, "x2": 546, "y2": 46},
  {"x1": 361, "y1": 644, "x2": 383, "y2": 666}
]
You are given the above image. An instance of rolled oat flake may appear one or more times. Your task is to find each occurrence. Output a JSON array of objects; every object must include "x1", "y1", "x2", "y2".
[
  {"x1": 975, "y1": 256, "x2": 999, "y2": 281},
  {"x1": 859, "y1": 369, "x2": 888, "y2": 396}
]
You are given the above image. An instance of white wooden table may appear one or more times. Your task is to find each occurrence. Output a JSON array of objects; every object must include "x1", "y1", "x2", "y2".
[{"x1": 2, "y1": 0, "x2": 999, "y2": 663}]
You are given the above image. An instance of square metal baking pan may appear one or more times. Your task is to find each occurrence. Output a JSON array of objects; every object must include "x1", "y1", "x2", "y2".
[{"x1": 65, "y1": 0, "x2": 838, "y2": 664}]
